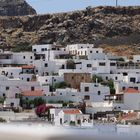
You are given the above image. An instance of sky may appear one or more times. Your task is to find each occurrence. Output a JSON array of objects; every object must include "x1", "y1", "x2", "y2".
[{"x1": 27, "y1": 0, "x2": 140, "y2": 14}]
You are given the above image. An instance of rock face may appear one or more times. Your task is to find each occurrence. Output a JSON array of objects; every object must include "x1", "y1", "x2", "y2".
[
  {"x1": 0, "y1": 0, "x2": 36, "y2": 16},
  {"x1": 0, "y1": 6, "x2": 140, "y2": 55}
]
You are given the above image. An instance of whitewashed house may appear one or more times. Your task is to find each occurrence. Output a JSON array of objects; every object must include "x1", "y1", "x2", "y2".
[
  {"x1": 133, "y1": 55, "x2": 140, "y2": 63},
  {"x1": 3, "y1": 98, "x2": 20, "y2": 108},
  {"x1": 50, "y1": 108, "x2": 90, "y2": 126},
  {"x1": 66, "y1": 44, "x2": 94, "y2": 56},
  {"x1": 75, "y1": 59, "x2": 111, "y2": 74},
  {"x1": 34, "y1": 60, "x2": 60, "y2": 76},
  {"x1": 0, "y1": 67, "x2": 22, "y2": 78},
  {"x1": 0, "y1": 75, "x2": 43, "y2": 99},
  {"x1": 37, "y1": 75, "x2": 64, "y2": 86},
  {"x1": 80, "y1": 82, "x2": 110, "y2": 102},
  {"x1": 12, "y1": 52, "x2": 34, "y2": 65}
]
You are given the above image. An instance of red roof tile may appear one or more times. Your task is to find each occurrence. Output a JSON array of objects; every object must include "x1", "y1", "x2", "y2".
[
  {"x1": 63, "y1": 109, "x2": 81, "y2": 114},
  {"x1": 123, "y1": 88, "x2": 140, "y2": 94},
  {"x1": 122, "y1": 112, "x2": 138, "y2": 120},
  {"x1": 22, "y1": 65, "x2": 35, "y2": 69},
  {"x1": 22, "y1": 90, "x2": 44, "y2": 97}
]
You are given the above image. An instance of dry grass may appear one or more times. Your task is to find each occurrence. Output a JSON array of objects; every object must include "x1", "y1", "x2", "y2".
[{"x1": 100, "y1": 44, "x2": 140, "y2": 59}]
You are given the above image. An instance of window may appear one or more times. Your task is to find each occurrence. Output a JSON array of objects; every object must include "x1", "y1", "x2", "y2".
[
  {"x1": 96, "y1": 51, "x2": 98, "y2": 53},
  {"x1": 71, "y1": 76, "x2": 74, "y2": 80},
  {"x1": 31, "y1": 87, "x2": 35, "y2": 91},
  {"x1": 45, "y1": 48, "x2": 47, "y2": 51},
  {"x1": 15, "y1": 93, "x2": 18, "y2": 98},
  {"x1": 27, "y1": 78, "x2": 30, "y2": 82},
  {"x1": 115, "y1": 77, "x2": 118, "y2": 80},
  {"x1": 99, "y1": 62, "x2": 106, "y2": 66},
  {"x1": 6, "y1": 87, "x2": 9, "y2": 90},
  {"x1": 23, "y1": 56, "x2": 25, "y2": 59},
  {"x1": 62, "y1": 64, "x2": 65, "y2": 69},
  {"x1": 87, "y1": 64, "x2": 92, "y2": 67},
  {"x1": 46, "y1": 79, "x2": 48, "y2": 82},
  {"x1": 44, "y1": 63, "x2": 48, "y2": 67},
  {"x1": 60, "y1": 93, "x2": 62, "y2": 95},
  {"x1": 85, "y1": 87, "x2": 89, "y2": 92},
  {"x1": 41, "y1": 48, "x2": 45, "y2": 51},
  {"x1": 110, "y1": 63, "x2": 116, "y2": 66},
  {"x1": 33, "y1": 49, "x2": 36, "y2": 52},
  {"x1": 30, "y1": 56, "x2": 33, "y2": 59},
  {"x1": 98, "y1": 91, "x2": 101, "y2": 95},
  {"x1": 106, "y1": 77, "x2": 108, "y2": 80},
  {"x1": 3, "y1": 93, "x2": 5, "y2": 97},
  {"x1": 10, "y1": 103, "x2": 14, "y2": 107},
  {"x1": 130, "y1": 77, "x2": 136, "y2": 83},
  {"x1": 90, "y1": 51, "x2": 92, "y2": 53},
  {"x1": 134, "y1": 87, "x2": 138, "y2": 90},
  {"x1": 123, "y1": 72, "x2": 128, "y2": 76},
  {"x1": 53, "y1": 79, "x2": 56, "y2": 82},
  {"x1": 122, "y1": 87, "x2": 126, "y2": 90},
  {"x1": 36, "y1": 70, "x2": 38, "y2": 73},
  {"x1": 84, "y1": 95, "x2": 90, "y2": 100}
]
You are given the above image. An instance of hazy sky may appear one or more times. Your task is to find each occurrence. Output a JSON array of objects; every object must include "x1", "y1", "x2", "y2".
[{"x1": 27, "y1": 0, "x2": 140, "y2": 14}]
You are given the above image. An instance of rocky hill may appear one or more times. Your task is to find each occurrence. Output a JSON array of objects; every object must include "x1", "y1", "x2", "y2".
[
  {"x1": 0, "y1": 0, "x2": 36, "y2": 16},
  {"x1": 0, "y1": 6, "x2": 140, "y2": 56}
]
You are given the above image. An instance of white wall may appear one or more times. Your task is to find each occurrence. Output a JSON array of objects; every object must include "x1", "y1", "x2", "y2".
[
  {"x1": 75, "y1": 59, "x2": 111, "y2": 74},
  {"x1": 12, "y1": 52, "x2": 34, "y2": 65},
  {"x1": 34, "y1": 60, "x2": 59, "y2": 76},
  {"x1": 0, "y1": 67, "x2": 22, "y2": 78},
  {"x1": 0, "y1": 77, "x2": 42, "y2": 98},
  {"x1": 133, "y1": 55, "x2": 140, "y2": 63},
  {"x1": 37, "y1": 75, "x2": 64, "y2": 85},
  {"x1": 124, "y1": 93, "x2": 140, "y2": 110}
]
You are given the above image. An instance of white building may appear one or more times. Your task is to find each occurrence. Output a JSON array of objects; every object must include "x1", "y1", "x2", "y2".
[
  {"x1": 12, "y1": 52, "x2": 34, "y2": 65},
  {"x1": 4, "y1": 98, "x2": 20, "y2": 108},
  {"x1": 133, "y1": 55, "x2": 140, "y2": 63},
  {"x1": 37, "y1": 75, "x2": 64, "y2": 86},
  {"x1": 66, "y1": 44, "x2": 94, "y2": 54},
  {"x1": 0, "y1": 75, "x2": 42, "y2": 99},
  {"x1": 50, "y1": 108, "x2": 90, "y2": 126},
  {"x1": 80, "y1": 82, "x2": 110, "y2": 102},
  {"x1": 75, "y1": 59, "x2": 111, "y2": 74},
  {"x1": 34, "y1": 60, "x2": 60, "y2": 76}
]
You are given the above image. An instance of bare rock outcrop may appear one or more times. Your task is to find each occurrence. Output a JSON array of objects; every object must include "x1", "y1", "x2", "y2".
[{"x1": 0, "y1": 0, "x2": 36, "y2": 16}]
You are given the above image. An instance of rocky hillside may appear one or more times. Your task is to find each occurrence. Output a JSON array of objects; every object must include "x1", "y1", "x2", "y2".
[
  {"x1": 0, "y1": 0, "x2": 36, "y2": 16},
  {"x1": 0, "y1": 6, "x2": 140, "y2": 56}
]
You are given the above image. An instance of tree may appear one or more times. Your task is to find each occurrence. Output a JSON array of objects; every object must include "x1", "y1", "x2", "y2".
[
  {"x1": 35, "y1": 104, "x2": 54, "y2": 118},
  {"x1": 66, "y1": 60, "x2": 75, "y2": 69},
  {"x1": 54, "y1": 81, "x2": 68, "y2": 89},
  {"x1": 102, "y1": 80, "x2": 116, "y2": 95},
  {"x1": 0, "y1": 97, "x2": 4, "y2": 104},
  {"x1": 33, "y1": 98, "x2": 46, "y2": 107},
  {"x1": 118, "y1": 58, "x2": 125, "y2": 62},
  {"x1": 92, "y1": 75, "x2": 103, "y2": 83}
]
